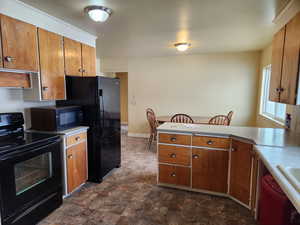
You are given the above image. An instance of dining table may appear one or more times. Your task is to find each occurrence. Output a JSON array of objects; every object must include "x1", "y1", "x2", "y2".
[{"x1": 156, "y1": 116, "x2": 211, "y2": 124}]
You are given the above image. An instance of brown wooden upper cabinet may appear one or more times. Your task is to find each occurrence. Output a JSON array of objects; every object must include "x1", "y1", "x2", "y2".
[
  {"x1": 0, "y1": 14, "x2": 38, "y2": 71},
  {"x1": 38, "y1": 28, "x2": 65, "y2": 100},
  {"x1": 64, "y1": 38, "x2": 82, "y2": 76},
  {"x1": 82, "y1": 44, "x2": 96, "y2": 77},
  {"x1": 229, "y1": 139, "x2": 253, "y2": 206},
  {"x1": 64, "y1": 38, "x2": 96, "y2": 77},
  {"x1": 270, "y1": 12, "x2": 300, "y2": 105}
]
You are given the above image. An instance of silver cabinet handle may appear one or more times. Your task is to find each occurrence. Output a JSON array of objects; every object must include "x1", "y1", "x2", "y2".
[
  {"x1": 207, "y1": 140, "x2": 213, "y2": 145},
  {"x1": 170, "y1": 153, "x2": 176, "y2": 158},
  {"x1": 170, "y1": 137, "x2": 177, "y2": 142},
  {"x1": 42, "y1": 86, "x2": 49, "y2": 91},
  {"x1": 193, "y1": 154, "x2": 199, "y2": 159},
  {"x1": 5, "y1": 56, "x2": 15, "y2": 62},
  {"x1": 68, "y1": 154, "x2": 73, "y2": 159},
  {"x1": 75, "y1": 136, "x2": 80, "y2": 141},
  {"x1": 231, "y1": 148, "x2": 237, "y2": 152},
  {"x1": 170, "y1": 173, "x2": 176, "y2": 177},
  {"x1": 78, "y1": 68, "x2": 83, "y2": 72}
]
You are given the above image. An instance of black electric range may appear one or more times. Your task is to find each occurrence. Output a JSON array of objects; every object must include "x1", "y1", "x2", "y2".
[{"x1": 0, "y1": 113, "x2": 63, "y2": 225}]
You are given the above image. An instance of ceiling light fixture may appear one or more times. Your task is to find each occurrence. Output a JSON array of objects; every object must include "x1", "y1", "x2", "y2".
[
  {"x1": 84, "y1": 5, "x2": 113, "y2": 22},
  {"x1": 174, "y1": 42, "x2": 191, "y2": 52}
]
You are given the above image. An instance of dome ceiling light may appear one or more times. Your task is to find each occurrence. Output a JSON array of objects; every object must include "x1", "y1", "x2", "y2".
[
  {"x1": 174, "y1": 42, "x2": 191, "y2": 52},
  {"x1": 84, "y1": 5, "x2": 113, "y2": 22}
]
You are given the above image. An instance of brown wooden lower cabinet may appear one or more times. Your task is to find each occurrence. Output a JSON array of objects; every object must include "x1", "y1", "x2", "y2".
[
  {"x1": 192, "y1": 148, "x2": 229, "y2": 193},
  {"x1": 229, "y1": 139, "x2": 253, "y2": 206},
  {"x1": 157, "y1": 132, "x2": 256, "y2": 210},
  {"x1": 66, "y1": 141, "x2": 87, "y2": 193},
  {"x1": 159, "y1": 164, "x2": 190, "y2": 187}
]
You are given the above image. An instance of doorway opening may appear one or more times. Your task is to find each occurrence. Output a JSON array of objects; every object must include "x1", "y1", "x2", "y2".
[{"x1": 115, "y1": 72, "x2": 128, "y2": 130}]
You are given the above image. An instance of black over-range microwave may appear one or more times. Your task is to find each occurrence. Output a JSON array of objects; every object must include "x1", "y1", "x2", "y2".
[{"x1": 30, "y1": 106, "x2": 83, "y2": 131}]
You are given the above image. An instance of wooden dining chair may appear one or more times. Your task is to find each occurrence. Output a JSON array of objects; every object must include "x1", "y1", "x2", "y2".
[
  {"x1": 171, "y1": 114, "x2": 194, "y2": 123},
  {"x1": 146, "y1": 108, "x2": 158, "y2": 150},
  {"x1": 209, "y1": 115, "x2": 230, "y2": 126},
  {"x1": 227, "y1": 111, "x2": 234, "y2": 125}
]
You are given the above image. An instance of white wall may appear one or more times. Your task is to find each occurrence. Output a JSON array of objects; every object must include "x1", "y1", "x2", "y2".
[
  {"x1": 0, "y1": 0, "x2": 97, "y2": 128},
  {"x1": 121, "y1": 51, "x2": 261, "y2": 135},
  {"x1": 100, "y1": 57, "x2": 129, "y2": 73}
]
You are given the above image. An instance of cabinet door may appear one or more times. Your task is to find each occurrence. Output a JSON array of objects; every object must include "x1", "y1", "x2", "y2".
[
  {"x1": 66, "y1": 142, "x2": 87, "y2": 193},
  {"x1": 0, "y1": 28, "x2": 3, "y2": 68},
  {"x1": 281, "y1": 12, "x2": 300, "y2": 105},
  {"x1": 230, "y1": 140, "x2": 252, "y2": 206},
  {"x1": 38, "y1": 28, "x2": 65, "y2": 100},
  {"x1": 64, "y1": 37, "x2": 82, "y2": 76},
  {"x1": 270, "y1": 26, "x2": 285, "y2": 102},
  {"x1": 1, "y1": 15, "x2": 38, "y2": 71},
  {"x1": 82, "y1": 44, "x2": 96, "y2": 77},
  {"x1": 192, "y1": 148, "x2": 228, "y2": 193}
]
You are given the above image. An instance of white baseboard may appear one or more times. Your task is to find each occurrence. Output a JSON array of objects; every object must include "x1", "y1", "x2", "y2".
[{"x1": 127, "y1": 132, "x2": 150, "y2": 138}]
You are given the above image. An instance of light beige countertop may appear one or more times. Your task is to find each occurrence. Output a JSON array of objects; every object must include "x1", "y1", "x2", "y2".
[
  {"x1": 157, "y1": 122, "x2": 300, "y2": 212},
  {"x1": 157, "y1": 122, "x2": 300, "y2": 147},
  {"x1": 27, "y1": 126, "x2": 89, "y2": 136},
  {"x1": 255, "y1": 145, "x2": 300, "y2": 213}
]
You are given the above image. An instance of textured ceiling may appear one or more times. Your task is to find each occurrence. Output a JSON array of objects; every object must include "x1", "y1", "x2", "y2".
[{"x1": 19, "y1": 0, "x2": 277, "y2": 57}]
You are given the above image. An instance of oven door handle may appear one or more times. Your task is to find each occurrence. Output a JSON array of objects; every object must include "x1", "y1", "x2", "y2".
[{"x1": 0, "y1": 139, "x2": 60, "y2": 162}]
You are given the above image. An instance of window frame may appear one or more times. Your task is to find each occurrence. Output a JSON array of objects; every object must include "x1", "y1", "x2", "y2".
[{"x1": 260, "y1": 64, "x2": 286, "y2": 124}]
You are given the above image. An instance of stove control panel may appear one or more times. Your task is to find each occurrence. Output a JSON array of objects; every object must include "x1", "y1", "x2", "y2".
[{"x1": 0, "y1": 113, "x2": 24, "y2": 128}]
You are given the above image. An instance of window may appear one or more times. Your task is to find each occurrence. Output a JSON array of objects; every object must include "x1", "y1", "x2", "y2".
[{"x1": 260, "y1": 65, "x2": 286, "y2": 123}]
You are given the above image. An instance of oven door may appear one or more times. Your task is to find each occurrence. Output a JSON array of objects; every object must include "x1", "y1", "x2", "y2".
[
  {"x1": 0, "y1": 139, "x2": 62, "y2": 218},
  {"x1": 57, "y1": 108, "x2": 83, "y2": 131}
]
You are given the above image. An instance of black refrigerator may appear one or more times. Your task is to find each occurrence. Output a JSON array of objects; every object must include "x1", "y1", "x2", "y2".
[{"x1": 57, "y1": 76, "x2": 121, "y2": 183}]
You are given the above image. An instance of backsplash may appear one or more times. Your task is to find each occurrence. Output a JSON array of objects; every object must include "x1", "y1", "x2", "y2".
[{"x1": 0, "y1": 89, "x2": 54, "y2": 128}]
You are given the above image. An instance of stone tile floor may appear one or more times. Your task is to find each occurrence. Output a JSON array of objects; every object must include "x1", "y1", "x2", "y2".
[{"x1": 38, "y1": 132, "x2": 257, "y2": 225}]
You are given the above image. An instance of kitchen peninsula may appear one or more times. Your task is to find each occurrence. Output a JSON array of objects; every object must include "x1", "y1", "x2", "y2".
[{"x1": 157, "y1": 122, "x2": 300, "y2": 215}]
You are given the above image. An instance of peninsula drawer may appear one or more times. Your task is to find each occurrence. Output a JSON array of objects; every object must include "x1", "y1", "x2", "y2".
[
  {"x1": 66, "y1": 132, "x2": 87, "y2": 147},
  {"x1": 158, "y1": 145, "x2": 191, "y2": 166},
  {"x1": 192, "y1": 136, "x2": 230, "y2": 149},
  {"x1": 159, "y1": 164, "x2": 190, "y2": 187},
  {"x1": 159, "y1": 133, "x2": 191, "y2": 145}
]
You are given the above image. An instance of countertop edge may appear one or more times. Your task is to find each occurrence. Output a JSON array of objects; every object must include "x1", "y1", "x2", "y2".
[{"x1": 27, "y1": 126, "x2": 89, "y2": 136}]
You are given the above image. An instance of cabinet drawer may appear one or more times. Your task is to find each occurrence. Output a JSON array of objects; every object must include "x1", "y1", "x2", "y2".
[
  {"x1": 159, "y1": 133, "x2": 191, "y2": 145},
  {"x1": 158, "y1": 145, "x2": 191, "y2": 166},
  {"x1": 66, "y1": 132, "x2": 87, "y2": 147},
  {"x1": 192, "y1": 136, "x2": 230, "y2": 149},
  {"x1": 159, "y1": 164, "x2": 190, "y2": 187}
]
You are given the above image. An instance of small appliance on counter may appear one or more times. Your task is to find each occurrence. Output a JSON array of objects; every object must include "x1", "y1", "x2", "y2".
[
  {"x1": 30, "y1": 105, "x2": 83, "y2": 131},
  {"x1": 57, "y1": 76, "x2": 121, "y2": 183},
  {"x1": 0, "y1": 113, "x2": 63, "y2": 225}
]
